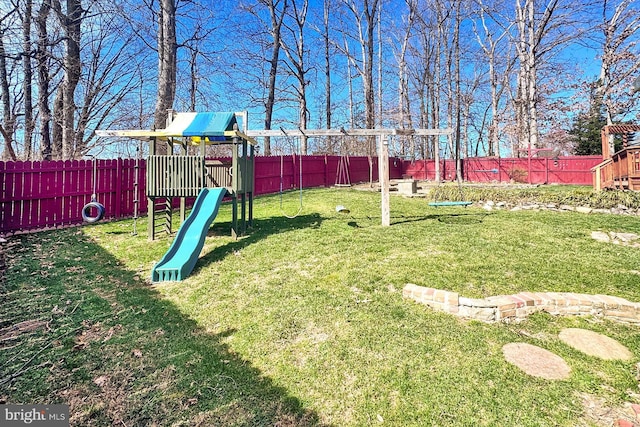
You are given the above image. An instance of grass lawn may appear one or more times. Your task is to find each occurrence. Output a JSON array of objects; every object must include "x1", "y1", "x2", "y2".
[{"x1": 2, "y1": 186, "x2": 640, "y2": 426}]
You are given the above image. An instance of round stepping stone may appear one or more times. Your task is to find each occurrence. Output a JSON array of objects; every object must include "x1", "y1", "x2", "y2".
[
  {"x1": 559, "y1": 328, "x2": 633, "y2": 361},
  {"x1": 502, "y1": 342, "x2": 571, "y2": 380}
]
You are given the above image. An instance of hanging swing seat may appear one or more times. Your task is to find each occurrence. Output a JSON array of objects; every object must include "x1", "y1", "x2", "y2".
[{"x1": 428, "y1": 201, "x2": 472, "y2": 207}]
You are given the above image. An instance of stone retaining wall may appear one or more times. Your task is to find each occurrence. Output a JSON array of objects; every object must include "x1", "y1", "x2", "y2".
[{"x1": 403, "y1": 284, "x2": 640, "y2": 324}]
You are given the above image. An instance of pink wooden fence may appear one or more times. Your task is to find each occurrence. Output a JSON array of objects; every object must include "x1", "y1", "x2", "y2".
[
  {"x1": 1, "y1": 159, "x2": 146, "y2": 235},
  {"x1": 0, "y1": 155, "x2": 391, "y2": 235},
  {"x1": 402, "y1": 156, "x2": 602, "y2": 185},
  {"x1": 0, "y1": 155, "x2": 599, "y2": 236}
]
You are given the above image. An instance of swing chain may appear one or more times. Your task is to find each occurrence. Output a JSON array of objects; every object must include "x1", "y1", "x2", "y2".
[{"x1": 279, "y1": 132, "x2": 303, "y2": 219}]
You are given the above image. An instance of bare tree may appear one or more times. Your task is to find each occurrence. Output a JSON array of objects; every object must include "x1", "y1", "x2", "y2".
[
  {"x1": 263, "y1": 0, "x2": 288, "y2": 155},
  {"x1": 340, "y1": 0, "x2": 380, "y2": 151},
  {"x1": 597, "y1": 0, "x2": 640, "y2": 130},
  {"x1": 280, "y1": 0, "x2": 310, "y2": 153},
  {"x1": 472, "y1": 0, "x2": 513, "y2": 156},
  {"x1": 0, "y1": 30, "x2": 18, "y2": 161},
  {"x1": 323, "y1": 0, "x2": 332, "y2": 131},
  {"x1": 394, "y1": 0, "x2": 416, "y2": 157},
  {"x1": 154, "y1": 0, "x2": 177, "y2": 141},
  {"x1": 51, "y1": 0, "x2": 83, "y2": 159},
  {"x1": 513, "y1": 0, "x2": 577, "y2": 152},
  {"x1": 21, "y1": 0, "x2": 35, "y2": 159},
  {"x1": 35, "y1": 0, "x2": 53, "y2": 160},
  {"x1": 0, "y1": 5, "x2": 20, "y2": 161}
]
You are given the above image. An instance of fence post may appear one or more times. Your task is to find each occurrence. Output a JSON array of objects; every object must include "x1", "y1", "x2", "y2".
[
  {"x1": 324, "y1": 155, "x2": 329, "y2": 187},
  {"x1": 115, "y1": 158, "x2": 123, "y2": 218}
]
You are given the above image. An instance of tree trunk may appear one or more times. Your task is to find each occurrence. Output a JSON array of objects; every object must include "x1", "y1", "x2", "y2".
[
  {"x1": 23, "y1": 0, "x2": 34, "y2": 160},
  {"x1": 53, "y1": 0, "x2": 83, "y2": 159},
  {"x1": 0, "y1": 34, "x2": 17, "y2": 161},
  {"x1": 36, "y1": 0, "x2": 52, "y2": 160},
  {"x1": 344, "y1": 0, "x2": 379, "y2": 155},
  {"x1": 597, "y1": 0, "x2": 640, "y2": 154},
  {"x1": 154, "y1": 0, "x2": 177, "y2": 155},
  {"x1": 279, "y1": 0, "x2": 309, "y2": 154},
  {"x1": 52, "y1": 89, "x2": 63, "y2": 159},
  {"x1": 454, "y1": 2, "x2": 463, "y2": 183},
  {"x1": 264, "y1": 0, "x2": 288, "y2": 156},
  {"x1": 473, "y1": 0, "x2": 512, "y2": 157},
  {"x1": 323, "y1": 0, "x2": 332, "y2": 151},
  {"x1": 398, "y1": 1, "x2": 415, "y2": 157}
]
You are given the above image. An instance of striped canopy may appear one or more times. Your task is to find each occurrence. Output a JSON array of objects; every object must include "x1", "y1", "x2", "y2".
[{"x1": 96, "y1": 112, "x2": 245, "y2": 143}]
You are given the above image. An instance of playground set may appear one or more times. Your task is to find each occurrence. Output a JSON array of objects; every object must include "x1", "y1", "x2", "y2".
[
  {"x1": 98, "y1": 114, "x2": 453, "y2": 282},
  {"x1": 97, "y1": 111, "x2": 256, "y2": 281}
]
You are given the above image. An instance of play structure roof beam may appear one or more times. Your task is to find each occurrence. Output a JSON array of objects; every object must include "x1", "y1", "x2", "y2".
[
  {"x1": 96, "y1": 112, "x2": 256, "y2": 144},
  {"x1": 245, "y1": 128, "x2": 453, "y2": 137}
]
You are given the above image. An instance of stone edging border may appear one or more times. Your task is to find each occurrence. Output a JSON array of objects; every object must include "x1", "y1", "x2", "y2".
[
  {"x1": 479, "y1": 201, "x2": 640, "y2": 216},
  {"x1": 403, "y1": 284, "x2": 640, "y2": 325}
]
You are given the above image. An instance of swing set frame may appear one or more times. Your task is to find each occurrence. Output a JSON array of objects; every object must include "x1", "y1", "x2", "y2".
[{"x1": 246, "y1": 127, "x2": 453, "y2": 226}]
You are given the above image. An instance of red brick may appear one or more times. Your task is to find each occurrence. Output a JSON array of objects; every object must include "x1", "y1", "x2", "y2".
[
  {"x1": 545, "y1": 292, "x2": 563, "y2": 304},
  {"x1": 517, "y1": 292, "x2": 538, "y2": 304},
  {"x1": 509, "y1": 295, "x2": 526, "y2": 308},
  {"x1": 573, "y1": 294, "x2": 594, "y2": 306},
  {"x1": 590, "y1": 295, "x2": 608, "y2": 304},
  {"x1": 498, "y1": 309, "x2": 516, "y2": 320},
  {"x1": 563, "y1": 293, "x2": 582, "y2": 306},
  {"x1": 532, "y1": 292, "x2": 554, "y2": 305},
  {"x1": 445, "y1": 291, "x2": 459, "y2": 306},
  {"x1": 516, "y1": 293, "x2": 536, "y2": 306},
  {"x1": 446, "y1": 305, "x2": 460, "y2": 314},
  {"x1": 597, "y1": 295, "x2": 621, "y2": 309}
]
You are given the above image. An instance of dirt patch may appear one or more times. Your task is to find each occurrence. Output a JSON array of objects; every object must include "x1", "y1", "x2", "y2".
[
  {"x1": 578, "y1": 392, "x2": 639, "y2": 427},
  {"x1": 559, "y1": 328, "x2": 633, "y2": 361},
  {"x1": 73, "y1": 322, "x2": 123, "y2": 350},
  {"x1": 0, "y1": 319, "x2": 48, "y2": 343},
  {"x1": 502, "y1": 342, "x2": 571, "y2": 380},
  {"x1": 58, "y1": 363, "x2": 177, "y2": 426}
]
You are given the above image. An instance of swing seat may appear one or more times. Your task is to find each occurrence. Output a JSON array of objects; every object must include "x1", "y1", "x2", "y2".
[{"x1": 428, "y1": 201, "x2": 472, "y2": 207}]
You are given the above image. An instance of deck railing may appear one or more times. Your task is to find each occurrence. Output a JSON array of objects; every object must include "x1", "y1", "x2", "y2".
[{"x1": 594, "y1": 147, "x2": 640, "y2": 190}]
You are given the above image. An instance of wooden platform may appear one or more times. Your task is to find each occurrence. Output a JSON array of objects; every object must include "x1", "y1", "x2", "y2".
[
  {"x1": 593, "y1": 147, "x2": 640, "y2": 190},
  {"x1": 594, "y1": 124, "x2": 640, "y2": 191}
]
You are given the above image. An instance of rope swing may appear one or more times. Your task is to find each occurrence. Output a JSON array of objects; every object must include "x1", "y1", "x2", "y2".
[
  {"x1": 82, "y1": 156, "x2": 106, "y2": 223},
  {"x1": 279, "y1": 130, "x2": 303, "y2": 219}
]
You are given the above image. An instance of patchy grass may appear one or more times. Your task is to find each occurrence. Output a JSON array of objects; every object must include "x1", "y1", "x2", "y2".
[{"x1": 2, "y1": 187, "x2": 640, "y2": 426}]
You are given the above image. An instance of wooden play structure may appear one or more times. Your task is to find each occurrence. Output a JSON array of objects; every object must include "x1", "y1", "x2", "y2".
[
  {"x1": 98, "y1": 111, "x2": 255, "y2": 240},
  {"x1": 98, "y1": 116, "x2": 452, "y2": 235},
  {"x1": 592, "y1": 124, "x2": 640, "y2": 191}
]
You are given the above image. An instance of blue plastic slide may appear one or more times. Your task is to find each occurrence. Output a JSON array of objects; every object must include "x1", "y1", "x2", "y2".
[{"x1": 151, "y1": 187, "x2": 227, "y2": 282}]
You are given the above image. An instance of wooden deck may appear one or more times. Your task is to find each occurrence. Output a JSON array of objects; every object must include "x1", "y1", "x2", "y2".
[
  {"x1": 593, "y1": 124, "x2": 640, "y2": 191},
  {"x1": 593, "y1": 147, "x2": 640, "y2": 190}
]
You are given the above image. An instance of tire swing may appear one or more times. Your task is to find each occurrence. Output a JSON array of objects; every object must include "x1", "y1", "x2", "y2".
[{"x1": 82, "y1": 157, "x2": 105, "y2": 223}]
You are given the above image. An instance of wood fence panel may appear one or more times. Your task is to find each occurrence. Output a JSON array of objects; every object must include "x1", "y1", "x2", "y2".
[{"x1": 1, "y1": 162, "x2": 19, "y2": 232}]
